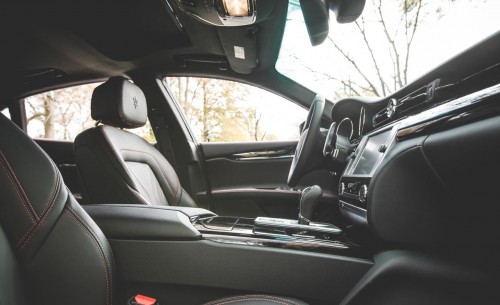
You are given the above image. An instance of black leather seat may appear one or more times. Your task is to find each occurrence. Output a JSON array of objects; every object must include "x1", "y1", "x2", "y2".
[
  {"x1": 75, "y1": 77, "x2": 197, "y2": 207},
  {"x1": 0, "y1": 113, "x2": 308, "y2": 304}
]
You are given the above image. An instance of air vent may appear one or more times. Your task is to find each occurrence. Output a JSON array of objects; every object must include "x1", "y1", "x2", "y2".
[{"x1": 373, "y1": 79, "x2": 440, "y2": 127}]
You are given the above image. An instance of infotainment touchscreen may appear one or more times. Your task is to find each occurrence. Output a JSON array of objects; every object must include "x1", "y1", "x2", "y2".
[{"x1": 350, "y1": 130, "x2": 392, "y2": 176}]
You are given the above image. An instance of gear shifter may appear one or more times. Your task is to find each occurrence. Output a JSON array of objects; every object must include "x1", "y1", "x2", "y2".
[{"x1": 298, "y1": 185, "x2": 323, "y2": 225}]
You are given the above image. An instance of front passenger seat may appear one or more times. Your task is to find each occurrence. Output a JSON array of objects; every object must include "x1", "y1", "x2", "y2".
[
  {"x1": 75, "y1": 77, "x2": 197, "y2": 207},
  {"x1": 0, "y1": 111, "x2": 309, "y2": 305}
]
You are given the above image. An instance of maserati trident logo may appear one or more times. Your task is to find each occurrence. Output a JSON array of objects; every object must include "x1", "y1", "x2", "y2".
[{"x1": 133, "y1": 96, "x2": 139, "y2": 109}]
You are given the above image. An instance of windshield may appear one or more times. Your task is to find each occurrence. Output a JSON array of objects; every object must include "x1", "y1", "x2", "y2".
[{"x1": 276, "y1": 0, "x2": 500, "y2": 101}]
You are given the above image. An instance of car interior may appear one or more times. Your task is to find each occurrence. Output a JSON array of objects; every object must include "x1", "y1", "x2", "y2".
[{"x1": 1, "y1": 0, "x2": 500, "y2": 304}]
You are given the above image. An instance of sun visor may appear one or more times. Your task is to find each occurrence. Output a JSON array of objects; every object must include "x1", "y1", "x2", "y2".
[{"x1": 218, "y1": 27, "x2": 258, "y2": 74}]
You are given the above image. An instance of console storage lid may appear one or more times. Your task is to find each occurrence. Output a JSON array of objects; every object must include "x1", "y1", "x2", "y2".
[{"x1": 83, "y1": 204, "x2": 215, "y2": 240}]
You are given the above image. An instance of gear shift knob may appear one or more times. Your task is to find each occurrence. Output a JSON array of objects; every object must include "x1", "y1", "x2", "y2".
[{"x1": 298, "y1": 185, "x2": 322, "y2": 225}]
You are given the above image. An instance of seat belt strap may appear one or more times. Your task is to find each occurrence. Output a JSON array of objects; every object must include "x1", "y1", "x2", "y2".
[{"x1": 150, "y1": 107, "x2": 178, "y2": 172}]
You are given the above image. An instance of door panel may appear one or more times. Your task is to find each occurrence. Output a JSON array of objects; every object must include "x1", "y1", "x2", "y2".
[{"x1": 200, "y1": 141, "x2": 340, "y2": 221}]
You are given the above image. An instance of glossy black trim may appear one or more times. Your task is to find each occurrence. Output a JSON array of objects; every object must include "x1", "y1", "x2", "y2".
[
  {"x1": 397, "y1": 83, "x2": 500, "y2": 139},
  {"x1": 193, "y1": 216, "x2": 369, "y2": 258}
]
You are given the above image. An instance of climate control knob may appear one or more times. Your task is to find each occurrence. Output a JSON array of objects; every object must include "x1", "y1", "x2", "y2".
[{"x1": 358, "y1": 185, "x2": 368, "y2": 202}]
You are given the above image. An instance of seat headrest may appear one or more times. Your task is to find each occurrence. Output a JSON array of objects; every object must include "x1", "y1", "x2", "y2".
[{"x1": 91, "y1": 77, "x2": 148, "y2": 129}]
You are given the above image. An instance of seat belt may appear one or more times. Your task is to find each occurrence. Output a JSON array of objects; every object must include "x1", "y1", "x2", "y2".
[{"x1": 150, "y1": 107, "x2": 178, "y2": 172}]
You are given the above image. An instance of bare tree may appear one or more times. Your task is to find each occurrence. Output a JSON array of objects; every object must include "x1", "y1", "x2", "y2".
[
  {"x1": 166, "y1": 77, "x2": 276, "y2": 142},
  {"x1": 330, "y1": 0, "x2": 425, "y2": 97}
]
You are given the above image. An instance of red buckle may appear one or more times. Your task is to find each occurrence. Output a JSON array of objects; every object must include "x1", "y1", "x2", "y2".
[{"x1": 134, "y1": 294, "x2": 157, "y2": 305}]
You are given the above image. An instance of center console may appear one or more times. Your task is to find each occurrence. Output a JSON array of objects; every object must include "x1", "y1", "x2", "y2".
[
  {"x1": 83, "y1": 202, "x2": 373, "y2": 303},
  {"x1": 193, "y1": 215, "x2": 362, "y2": 255},
  {"x1": 339, "y1": 124, "x2": 398, "y2": 225}
]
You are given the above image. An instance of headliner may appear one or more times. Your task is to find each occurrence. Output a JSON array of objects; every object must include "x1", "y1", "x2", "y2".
[{"x1": 1, "y1": 0, "x2": 289, "y2": 98}]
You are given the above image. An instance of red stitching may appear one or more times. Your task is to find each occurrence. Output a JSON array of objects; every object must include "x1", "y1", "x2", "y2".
[
  {"x1": 0, "y1": 153, "x2": 35, "y2": 224},
  {"x1": 203, "y1": 295, "x2": 300, "y2": 305},
  {"x1": 99, "y1": 126, "x2": 135, "y2": 180},
  {"x1": 39, "y1": 158, "x2": 60, "y2": 215},
  {"x1": 17, "y1": 175, "x2": 61, "y2": 250},
  {"x1": 120, "y1": 148, "x2": 179, "y2": 202},
  {"x1": 65, "y1": 209, "x2": 111, "y2": 305},
  {"x1": 0, "y1": 150, "x2": 39, "y2": 220},
  {"x1": 66, "y1": 205, "x2": 114, "y2": 288}
]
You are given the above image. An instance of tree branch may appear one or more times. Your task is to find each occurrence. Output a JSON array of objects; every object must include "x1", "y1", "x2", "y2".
[
  {"x1": 403, "y1": 0, "x2": 423, "y2": 84},
  {"x1": 355, "y1": 17, "x2": 389, "y2": 95},
  {"x1": 375, "y1": 0, "x2": 404, "y2": 88},
  {"x1": 328, "y1": 37, "x2": 381, "y2": 96}
]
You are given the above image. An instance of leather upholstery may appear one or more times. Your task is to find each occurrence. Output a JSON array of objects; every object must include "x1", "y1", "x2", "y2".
[
  {"x1": 92, "y1": 77, "x2": 147, "y2": 128},
  {"x1": 0, "y1": 112, "x2": 308, "y2": 305},
  {"x1": 75, "y1": 77, "x2": 197, "y2": 207},
  {"x1": 75, "y1": 125, "x2": 197, "y2": 207},
  {"x1": 0, "y1": 113, "x2": 115, "y2": 305},
  {"x1": 203, "y1": 295, "x2": 309, "y2": 305}
]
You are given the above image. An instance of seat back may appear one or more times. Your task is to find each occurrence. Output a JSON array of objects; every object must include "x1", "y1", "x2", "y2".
[
  {"x1": 0, "y1": 113, "x2": 115, "y2": 305},
  {"x1": 74, "y1": 77, "x2": 196, "y2": 207}
]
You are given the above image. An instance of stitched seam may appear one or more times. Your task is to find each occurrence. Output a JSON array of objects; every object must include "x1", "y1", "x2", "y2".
[
  {"x1": 126, "y1": 185, "x2": 151, "y2": 205},
  {"x1": 17, "y1": 175, "x2": 62, "y2": 250},
  {"x1": 31, "y1": 139, "x2": 62, "y2": 215},
  {"x1": 203, "y1": 295, "x2": 300, "y2": 305},
  {"x1": 120, "y1": 148, "x2": 178, "y2": 202},
  {"x1": 206, "y1": 298, "x2": 291, "y2": 305},
  {"x1": 0, "y1": 150, "x2": 39, "y2": 220},
  {"x1": 66, "y1": 205, "x2": 114, "y2": 283},
  {"x1": 99, "y1": 127, "x2": 137, "y2": 185},
  {"x1": 39, "y1": 158, "x2": 60, "y2": 215},
  {"x1": 76, "y1": 143, "x2": 141, "y2": 204},
  {"x1": 65, "y1": 209, "x2": 111, "y2": 305},
  {"x1": 126, "y1": 163, "x2": 155, "y2": 203},
  {"x1": 0, "y1": 153, "x2": 36, "y2": 224}
]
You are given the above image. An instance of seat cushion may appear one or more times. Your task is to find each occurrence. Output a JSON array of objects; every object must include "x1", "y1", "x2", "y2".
[{"x1": 75, "y1": 125, "x2": 197, "y2": 207}]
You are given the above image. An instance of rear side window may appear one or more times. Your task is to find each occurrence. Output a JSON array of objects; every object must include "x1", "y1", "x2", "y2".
[
  {"x1": 1, "y1": 108, "x2": 10, "y2": 119},
  {"x1": 25, "y1": 83, "x2": 155, "y2": 142}
]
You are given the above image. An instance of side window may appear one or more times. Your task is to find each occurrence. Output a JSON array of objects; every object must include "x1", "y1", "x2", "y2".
[
  {"x1": 1, "y1": 108, "x2": 10, "y2": 119},
  {"x1": 25, "y1": 83, "x2": 155, "y2": 142},
  {"x1": 165, "y1": 77, "x2": 307, "y2": 142}
]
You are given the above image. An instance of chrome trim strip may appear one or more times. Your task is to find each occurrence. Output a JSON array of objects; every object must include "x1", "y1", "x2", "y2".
[
  {"x1": 398, "y1": 83, "x2": 500, "y2": 132},
  {"x1": 202, "y1": 233, "x2": 351, "y2": 250},
  {"x1": 339, "y1": 200, "x2": 367, "y2": 215},
  {"x1": 254, "y1": 217, "x2": 343, "y2": 234},
  {"x1": 230, "y1": 147, "x2": 295, "y2": 160}
]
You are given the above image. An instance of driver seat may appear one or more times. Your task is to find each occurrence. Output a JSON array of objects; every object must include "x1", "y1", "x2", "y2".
[{"x1": 75, "y1": 77, "x2": 197, "y2": 207}]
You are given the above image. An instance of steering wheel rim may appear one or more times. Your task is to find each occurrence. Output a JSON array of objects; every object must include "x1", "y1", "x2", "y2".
[{"x1": 287, "y1": 94, "x2": 325, "y2": 186}]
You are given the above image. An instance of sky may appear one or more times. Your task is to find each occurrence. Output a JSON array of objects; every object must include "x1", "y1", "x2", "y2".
[{"x1": 277, "y1": 0, "x2": 500, "y2": 101}]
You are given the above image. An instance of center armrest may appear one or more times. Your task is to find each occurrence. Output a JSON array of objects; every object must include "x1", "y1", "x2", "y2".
[{"x1": 83, "y1": 204, "x2": 216, "y2": 241}]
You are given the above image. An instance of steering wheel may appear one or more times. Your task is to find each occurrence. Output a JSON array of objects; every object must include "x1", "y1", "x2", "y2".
[{"x1": 287, "y1": 95, "x2": 325, "y2": 187}]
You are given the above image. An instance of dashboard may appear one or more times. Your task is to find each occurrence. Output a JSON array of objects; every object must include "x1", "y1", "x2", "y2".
[{"x1": 329, "y1": 61, "x2": 500, "y2": 246}]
